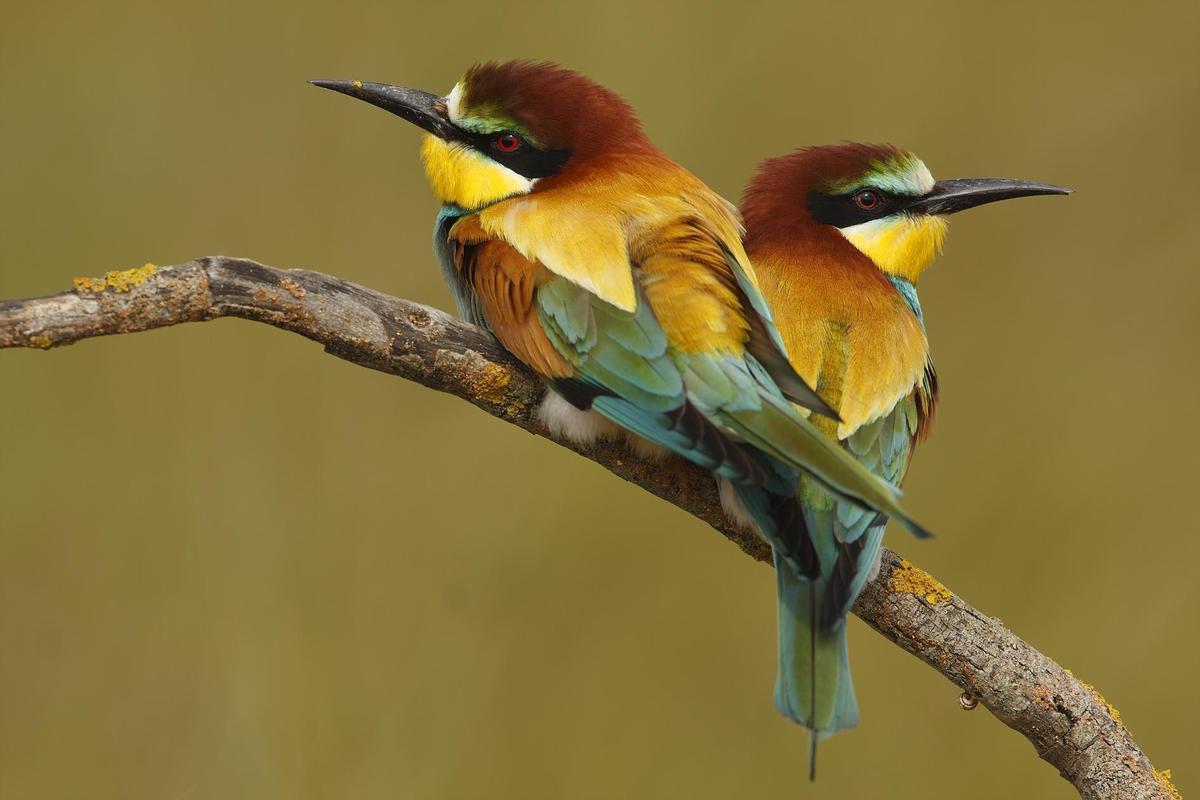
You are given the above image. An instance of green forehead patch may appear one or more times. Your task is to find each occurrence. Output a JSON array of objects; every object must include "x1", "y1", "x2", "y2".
[
  {"x1": 454, "y1": 110, "x2": 544, "y2": 148},
  {"x1": 452, "y1": 83, "x2": 546, "y2": 148},
  {"x1": 826, "y1": 152, "x2": 932, "y2": 197}
]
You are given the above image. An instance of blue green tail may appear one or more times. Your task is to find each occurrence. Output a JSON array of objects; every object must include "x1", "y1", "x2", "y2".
[
  {"x1": 771, "y1": 508, "x2": 888, "y2": 779},
  {"x1": 774, "y1": 556, "x2": 858, "y2": 769}
]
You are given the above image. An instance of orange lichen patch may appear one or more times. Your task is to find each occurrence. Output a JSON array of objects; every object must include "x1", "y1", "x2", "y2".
[
  {"x1": 889, "y1": 558, "x2": 952, "y2": 604},
  {"x1": 1029, "y1": 683, "x2": 1054, "y2": 709},
  {"x1": 352, "y1": 80, "x2": 363, "y2": 89},
  {"x1": 405, "y1": 309, "x2": 432, "y2": 328},
  {"x1": 73, "y1": 263, "x2": 158, "y2": 294},
  {"x1": 1064, "y1": 669, "x2": 1124, "y2": 725},
  {"x1": 1154, "y1": 769, "x2": 1181, "y2": 800},
  {"x1": 27, "y1": 335, "x2": 53, "y2": 349},
  {"x1": 251, "y1": 287, "x2": 281, "y2": 304},
  {"x1": 280, "y1": 278, "x2": 306, "y2": 299},
  {"x1": 474, "y1": 362, "x2": 512, "y2": 405}
]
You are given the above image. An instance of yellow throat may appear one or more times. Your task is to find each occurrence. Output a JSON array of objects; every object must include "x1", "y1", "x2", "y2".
[
  {"x1": 839, "y1": 214, "x2": 948, "y2": 283},
  {"x1": 420, "y1": 135, "x2": 534, "y2": 210}
]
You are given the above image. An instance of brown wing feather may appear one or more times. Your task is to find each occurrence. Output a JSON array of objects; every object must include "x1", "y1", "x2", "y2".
[
  {"x1": 913, "y1": 362, "x2": 939, "y2": 444},
  {"x1": 449, "y1": 217, "x2": 573, "y2": 379}
]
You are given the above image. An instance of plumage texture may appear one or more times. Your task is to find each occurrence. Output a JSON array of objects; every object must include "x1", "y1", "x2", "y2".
[
  {"x1": 741, "y1": 144, "x2": 942, "y2": 743},
  {"x1": 419, "y1": 64, "x2": 923, "y2": 539},
  {"x1": 752, "y1": 243, "x2": 932, "y2": 440},
  {"x1": 449, "y1": 215, "x2": 571, "y2": 377},
  {"x1": 443, "y1": 158, "x2": 922, "y2": 528}
]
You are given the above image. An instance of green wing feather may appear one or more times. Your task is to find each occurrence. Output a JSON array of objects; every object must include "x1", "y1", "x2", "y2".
[
  {"x1": 536, "y1": 276, "x2": 927, "y2": 539},
  {"x1": 721, "y1": 247, "x2": 841, "y2": 420},
  {"x1": 776, "y1": 394, "x2": 921, "y2": 740}
]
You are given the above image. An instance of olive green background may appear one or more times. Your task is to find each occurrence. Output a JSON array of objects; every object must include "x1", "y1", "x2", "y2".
[{"x1": 1, "y1": 1, "x2": 1196, "y2": 797}]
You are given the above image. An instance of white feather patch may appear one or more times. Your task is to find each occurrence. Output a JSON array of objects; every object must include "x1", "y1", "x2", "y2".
[
  {"x1": 536, "y1": 391, "x2": 621, "y2": 446},
  {"x1": 537, "y1": 391, "x2": 671, "y2": 462},
  {"x1": 718, "y1": 477, "x2": 760, "y2": 534},
  {"x1": 445, "y1": 82, "x2": 465, "y2": 121}
]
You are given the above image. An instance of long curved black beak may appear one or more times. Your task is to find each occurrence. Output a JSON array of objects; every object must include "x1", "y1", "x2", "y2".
[
  {"x1": 309, "y1": 80, "x2": 459, "y2": 140},
  {"x1": 907, "y1": 178, "x2": 1072, "y2": 215}
]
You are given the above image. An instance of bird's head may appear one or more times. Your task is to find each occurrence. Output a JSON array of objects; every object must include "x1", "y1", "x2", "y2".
[
  {"x1": 312, "y1": 61, "x2": 651, "y2": 211},
  {"x1": 742, "y1": 143, "x2": 1070, "y2": 283}
]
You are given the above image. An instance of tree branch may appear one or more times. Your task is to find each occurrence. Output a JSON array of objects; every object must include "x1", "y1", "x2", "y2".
[{"x1": 0, "y1": 257, "x2": 1178, "y2": 800}]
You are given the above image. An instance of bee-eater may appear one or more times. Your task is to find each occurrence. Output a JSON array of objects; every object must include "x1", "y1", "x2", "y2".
[
  {"x1": 309, "y1": 63, "x2": 933, "y2": 675},
  {"x1": 739, "y1": 143, "x2": 1069, "y2": 766}
]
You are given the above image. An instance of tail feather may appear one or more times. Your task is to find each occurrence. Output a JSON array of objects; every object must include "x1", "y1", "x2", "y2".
[
  {"x1": 820, "y1": 524, "x2": 887, "y2": 629},
  {"x1": 729, "y1": 481, "x2": 865, "y2": 767},
  {"x1": 725, "y1": 459, "x2": 895, "y2": 779},
  {"x1": 774, "y1": 555, "x2": 860, "y2": 744},
  {"x1": 729, "y1": 482, "x2": 819, "y2": 579}
]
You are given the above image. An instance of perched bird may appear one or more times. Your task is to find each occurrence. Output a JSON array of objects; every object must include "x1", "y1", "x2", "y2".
[
  {"x1": 309, "y1": 63, "x2": 931, "y2": 678},
  {"x1": 739, "y1": 143, "x2": 1069, "y2": 766}
]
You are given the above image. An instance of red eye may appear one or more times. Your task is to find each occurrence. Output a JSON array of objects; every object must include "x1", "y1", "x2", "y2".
[
  {"x1": 854, "y1": 189, "x2": 881, "y2": 210},
  {"x1": 493, "y1": 132, "x2": 522, "y2": 153}
]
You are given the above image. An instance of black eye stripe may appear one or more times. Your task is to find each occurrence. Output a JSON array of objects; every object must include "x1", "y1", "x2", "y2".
[
  {"x1": 807, "y1": 188, "x2": 917, "y2": 228},
  {"x1": 456, "y1": 128, "x2": 571, "y2": 180}
]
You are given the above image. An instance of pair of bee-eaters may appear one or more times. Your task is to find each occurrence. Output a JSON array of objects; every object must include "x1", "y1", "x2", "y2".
[{"x1": 312, "y1": 61, "x2": 1067, "y2": 775}]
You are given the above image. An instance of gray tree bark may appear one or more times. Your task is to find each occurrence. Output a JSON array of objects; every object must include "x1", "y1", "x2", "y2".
[{"x1": 0, "y1": 257, "x2": 1180, "y2": 800}]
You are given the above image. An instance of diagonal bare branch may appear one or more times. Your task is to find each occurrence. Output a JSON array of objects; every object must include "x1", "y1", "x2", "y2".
[{"x1": 0, "y1": 257, "x2": 1178, "y2": 800}]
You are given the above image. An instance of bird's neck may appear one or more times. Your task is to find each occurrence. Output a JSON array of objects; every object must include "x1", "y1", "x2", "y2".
[
  {"x1": 745, "y1": 215, "x2": 873, "y2": 283},
  {"x1": 886, "y1": 274, "x2": 925, "y2": 329}
]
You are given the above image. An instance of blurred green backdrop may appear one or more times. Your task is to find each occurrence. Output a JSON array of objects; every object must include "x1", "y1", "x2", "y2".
[{"x1": 1, "y1": 1, "x2": 1196, "y2": 797}]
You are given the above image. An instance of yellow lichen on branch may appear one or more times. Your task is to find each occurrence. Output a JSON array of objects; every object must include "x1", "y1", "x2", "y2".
[
  {"x1": 1066, "y1": 668, "x2": 1123, "y2": 725},
  {"x1": 474, "y1": 362, "x2": 512, "y2": 405},
  {"x1": 1154, "y1": 769, "x2": 1182, "y2": 800},
  {"x1": 73, "y1": 263, "x2": 158, "y2": 294},
  {"x1": 889, "y1": 558, "x2": 953, "y2": 604}
]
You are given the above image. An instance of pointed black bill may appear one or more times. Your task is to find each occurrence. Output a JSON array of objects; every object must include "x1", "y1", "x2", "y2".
[
  {"x1": 309, "y1": 80, "x2": 459, "y2": 140},
  {"x1": 907, "y1": 178, "x2": 1072, "y2": 216}
]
